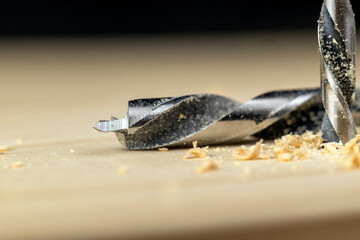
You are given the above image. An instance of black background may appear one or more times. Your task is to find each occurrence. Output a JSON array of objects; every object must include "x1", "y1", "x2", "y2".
[{"x1": 1, "y1": 1, "x2": 359, "y2": 36}]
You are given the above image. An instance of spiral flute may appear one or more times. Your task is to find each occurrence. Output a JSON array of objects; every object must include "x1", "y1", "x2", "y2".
[{"x1": 319, "y1": 0, "x2": 357, "y2": 144}]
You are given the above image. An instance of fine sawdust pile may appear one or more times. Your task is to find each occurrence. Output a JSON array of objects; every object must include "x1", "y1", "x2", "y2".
[
  {"x1": 187, "y1": 131, "x2": 360, "y2": 173},
  {"x1": 233, "y1": 131, "x2": 360, "y2": 169}
]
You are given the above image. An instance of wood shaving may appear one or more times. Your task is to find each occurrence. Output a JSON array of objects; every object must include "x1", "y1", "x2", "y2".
[
  {"x1": 12, "y1": 161, "x2": 23, "y2": 169},
  {"x1": 0, "y1": 146, "x2": 9, "y2": 153},
  {"x1": 182, "y1": 132, "x2": 360, "y2": 173},
  {"x1": 273, "y1": 131, "x2": 322, "y2": 161},
  {"x1": 340, "y1": 154, "x2": 360, "y2": 170},
  {"x1": 272, "y1": 132, "x2": 360, "y2": 170},
  {"x1": 117, "y1": 167, "x2": 129, "y2": 175},
  {"x1": 158, "y1": 147, "x2": 169, "y2": 151},
  {"x1": 228, "y1": 131, "x2": 360, "y2": 171},
  {"x1": 233, "y1": 139, "x2": 263, "y2": 160},
  {"x1": 196, "y1": 160, "x2": 218, "y2": 173},
  {"x1": 343, "y1": 135, "x2": 360, "y2": 153},
  {"x1": 184, "y1": 141, "x2": 209, "y2": 159},
  {"x1": 321, "y1": 142, "x2": 342, "y2": 155}
]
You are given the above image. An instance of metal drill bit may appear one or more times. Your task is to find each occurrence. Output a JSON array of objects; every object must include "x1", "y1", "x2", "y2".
[
  {"x1": 94, "y1": 89, "x2": 360, "y2": 149},
  {"x1": 319, "y1": 0, "x2": 357, "y2": 144}
]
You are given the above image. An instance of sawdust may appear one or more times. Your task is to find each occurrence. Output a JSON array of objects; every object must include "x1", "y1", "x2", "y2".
[
  {"x1": 228, "y1": 131, "x2": 360, "y2": 170},
  {"x1": 184, "y1": 141, "x2": 209, "y2": 159},
  {"x1": 117, "y1": 167, "x2": 129, "y2": 175},
  {"x1": 12, "y1": 161, "x2": 23, "y2": 169},
  {"x1": 340, "y1": 154, "x2": 360, "y2": 170},
  {"x1": 231, "y1": 132, "x2": 323, "y2": 162},
  {"x1": 0, "y1": 146, "x2": 9, "y2": 153},
  {"x1": 273, "y1": 131, "x2": 322, "y2": 161},
  {"x1": 196, "y1": 160, "x2": 218, "y2": 173},
  {"x1": 177, "y1": 113, "x2": 186, "y2": 122},
  {"x1": 233, "y1": 139, "x2": 263, "y2": 160},
  {"x1": 158, "y1": 147, "x2": 169, "y2": 151}
]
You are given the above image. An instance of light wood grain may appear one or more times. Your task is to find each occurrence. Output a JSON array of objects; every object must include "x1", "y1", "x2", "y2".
[{"x1": 1, "y1": 31, "x2": 360, "y2": 240}]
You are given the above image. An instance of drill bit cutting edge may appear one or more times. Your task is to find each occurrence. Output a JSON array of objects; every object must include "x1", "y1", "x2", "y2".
[{"x1": 319, "y1": 0, "x2": 357, "y2": 144}]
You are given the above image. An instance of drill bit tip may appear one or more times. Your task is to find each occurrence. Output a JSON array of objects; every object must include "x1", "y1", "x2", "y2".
[{"x1": 94, "y1": 118, "x2": 128, "y2": 132}]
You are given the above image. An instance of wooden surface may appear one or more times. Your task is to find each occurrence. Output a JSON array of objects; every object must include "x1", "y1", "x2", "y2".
[{"x1": 2, "y1": 32, "x2": 360, "y2": 240}]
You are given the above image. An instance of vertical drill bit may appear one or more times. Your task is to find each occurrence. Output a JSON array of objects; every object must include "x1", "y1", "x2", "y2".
[{"x1": 319, "y1": 0, "x2": 357, "y2": 144}]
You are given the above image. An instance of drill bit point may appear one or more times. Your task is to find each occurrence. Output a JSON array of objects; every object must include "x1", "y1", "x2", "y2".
[{"x1": 94, "y1": 118, "x2": 128, "y2": 132}]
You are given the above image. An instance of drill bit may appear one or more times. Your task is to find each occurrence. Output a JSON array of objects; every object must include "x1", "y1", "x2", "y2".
[
  {"x1": 94, "y1": 89, "x2": 315, "y2": 149},
  {"x1": 318, "y1": 0, "x2": 357, "y2": 144},
  {"x1": 94, "y1": 89, "x2": 360, "y2": 149}
]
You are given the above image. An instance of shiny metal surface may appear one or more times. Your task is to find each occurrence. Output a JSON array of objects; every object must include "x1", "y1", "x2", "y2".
[{"x1": 319, "y1": 0, "x2": 357, "y2": 144}]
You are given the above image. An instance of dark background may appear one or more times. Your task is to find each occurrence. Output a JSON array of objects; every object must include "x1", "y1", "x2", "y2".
[{"x1": 1, "y1": 1, "x2": 360, "y2": 36}]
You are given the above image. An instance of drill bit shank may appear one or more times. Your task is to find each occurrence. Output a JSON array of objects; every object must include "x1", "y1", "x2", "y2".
[{"x1": 319, "y1": 0, "x2": 357, "y2": 143}]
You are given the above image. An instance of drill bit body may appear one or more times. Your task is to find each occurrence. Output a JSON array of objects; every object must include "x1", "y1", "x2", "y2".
[
  {"x1": 94, "y1": 89, "x2": 360, "y2": 150},
  {"x1": 319, "y1": 0, "x2": 357, "y2": 143},
  {"x1": 94, "y1": 89, "x2": 324, "y2": 149}
]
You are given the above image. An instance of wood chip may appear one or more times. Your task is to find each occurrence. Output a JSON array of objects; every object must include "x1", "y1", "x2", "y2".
[
  {"x1": 158, "y1": 147, "x2": 169, "y2": 151},
  {"x1": 273, "y1": 131, "x2": 322, "y2": 161},
  {"x1": 340, "y1": 154, "x2": 360, "y2": 170},
  {"x1": 12, "y1": 161, "x2": 23, "y2": 169},
  {"x1": 196, "y1": 160, "x2": 218, "y2": 173},
  {"x1": 233, "y1": 139, "x2": 263, "y2": 160},
  {"x1": 184, "y1": 141, "x2": 209, "y2": 159},
  {"x1": 0, "y1": 146, "x2": 9, "y2": 153}
]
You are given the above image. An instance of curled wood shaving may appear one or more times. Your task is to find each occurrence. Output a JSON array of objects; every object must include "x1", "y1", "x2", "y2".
[
  {"x1": 233, "y1": 139, "x2": 263, "y2": 160},
  {"x1": 184, "y1": 141, "x2": 209, "y2": 159}
]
